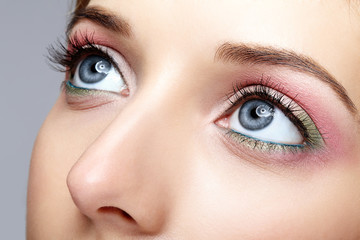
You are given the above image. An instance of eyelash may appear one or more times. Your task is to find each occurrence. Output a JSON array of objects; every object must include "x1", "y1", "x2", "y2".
[
  {"x1": 225, "y1": 78, "x2": 323, "y2": 152},
  {"x1": 47, "y1": 32, "x2": 121, "y2": 78}
]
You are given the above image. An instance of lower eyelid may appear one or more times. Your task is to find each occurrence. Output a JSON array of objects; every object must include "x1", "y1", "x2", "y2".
[
  {"x1": 229, "y1": 130, "x2": 305, "y2": 148},
  {"x1": 215, "y1": 128, "x2": 328, "y2": 169},
  {"x1": 226, "y1": 130, "x2": 305, "y2": 153},
  {"x1": 63, "y1": 81, "x2": 119, "y2": 110},
  {"x1": 65, "y1": 80, "x2": 129, "y2": 97},
  {"x1": 65, "y1": 81, "x2": 106, "y2": 96}
]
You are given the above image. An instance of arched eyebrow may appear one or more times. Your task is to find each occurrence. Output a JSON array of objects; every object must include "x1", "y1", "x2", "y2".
[
  {"x1": 66, "y1": 6, "x2": 132, "y2": 37},
  {"x1": 215, "y1": 43, "x2": 358, "y2": 116}
]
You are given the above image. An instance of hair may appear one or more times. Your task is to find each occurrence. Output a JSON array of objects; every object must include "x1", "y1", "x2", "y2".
[
  {"x1": 74, "y1": 0, "x2": 359, "y2": 16},
  {"x1": 75, "y1": 0, "x2": 90, "y2": 11}
]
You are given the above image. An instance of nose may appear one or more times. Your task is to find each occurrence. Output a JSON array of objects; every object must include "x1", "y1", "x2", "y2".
[{"x1": 66, "y1": 92, "x2": 188, "y2": 234}]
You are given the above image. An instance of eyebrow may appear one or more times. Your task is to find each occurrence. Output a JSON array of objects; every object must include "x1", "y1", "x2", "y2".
[
  {"x1": 215, "y1": 42, "x2": 358, "y2": 115},
  {"x1": 66, "y1": 6, "x2": 132, "y2": 37}
]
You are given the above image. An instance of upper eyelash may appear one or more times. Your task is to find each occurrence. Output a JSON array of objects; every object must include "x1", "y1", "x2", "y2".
[
  {"x1": 227, "y1": 76, "x2": 322, "y2": 148},
  {"x1": 47, "y1": 32, "x2": 118, "y2": 74}
]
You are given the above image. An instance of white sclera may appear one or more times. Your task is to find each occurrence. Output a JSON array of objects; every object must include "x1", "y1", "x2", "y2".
[
  {"x1": 72, "y1": 47, "x2": 127, "y2": 93},
  {"x1": 229, "y1": 105, "x2": 303, "y2": 145}
]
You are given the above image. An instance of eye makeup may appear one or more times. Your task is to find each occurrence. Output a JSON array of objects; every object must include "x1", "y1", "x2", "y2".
[
  {"x1": 48, "y1": 30, "x2": 134, "y2": 99},
  {"x1": 48, "y1": 32, "x2": 121, "y2": 77},
  {"x1": 217, "y1": 76, "x2": 325, "y2": 154},
  {"x1": 47, "y1": 31, "x2": 135, "y2": 112},
  {"x1": 48, "y1": 27, "x2": 352, "y2": 166}
]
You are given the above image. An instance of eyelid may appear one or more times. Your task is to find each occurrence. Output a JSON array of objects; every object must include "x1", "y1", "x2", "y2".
[
  {"x1": 65, "y1": 37, "x2": 125, "y2": 81},
  {"x1": 61, "y1": 81, "x2": 121, "y2": 110},
  {"x1": 223, "y1": 84, "x2": 290, "y2": 120},
  {"x1": 48, "y1": 32, "x2": 126, "y2": 80},
  {"x1": 217, "y1": 83, "x2": 324, "y2": 152}
]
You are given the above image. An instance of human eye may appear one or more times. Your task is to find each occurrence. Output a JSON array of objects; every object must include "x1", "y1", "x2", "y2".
[
  {"x1": 70, "y1": 50, "x2": 126, "y2": 93},
  {"x1": 217, "y1": 83, "x2": 324, "y2": 152},
  {"x1": 48, "y1": 32, "x2": 129, "y2": 96}
]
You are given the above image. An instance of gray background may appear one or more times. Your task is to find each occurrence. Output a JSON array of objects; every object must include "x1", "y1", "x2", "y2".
[{"x1": 0, "y1": 0, "x2": 71, "y2": 238}]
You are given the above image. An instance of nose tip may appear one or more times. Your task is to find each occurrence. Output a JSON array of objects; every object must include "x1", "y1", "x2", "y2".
[
  {"x1": 66, "y1": 157, "x2": 135, "y2": 214},
  {"x1": 66, "y1": 163, "x2": 142, "y2": 233},
  {"x1": 66, "y1": 145, "x2": 168, "y2": 235}
]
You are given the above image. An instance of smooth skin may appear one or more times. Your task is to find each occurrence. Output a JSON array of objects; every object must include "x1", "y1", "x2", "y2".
[{"x1": 27, "y1": 0, "x2": 360, "y2": 239}]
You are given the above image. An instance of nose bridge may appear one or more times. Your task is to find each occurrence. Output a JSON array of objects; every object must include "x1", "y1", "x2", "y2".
[{"x1": 67, "y1": 85, "x2": 193, "y2": 233}]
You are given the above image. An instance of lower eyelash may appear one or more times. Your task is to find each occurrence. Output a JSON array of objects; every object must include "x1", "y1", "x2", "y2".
[
  {"x1": 64, "y1": 80, "x2": 93, "y2": 95},
  {"x1": 226, "y1": 130, "x2": 306, "y2": 153},
  {"x1": 64, "y1": 80, "x2": 120, "y2": 97}
]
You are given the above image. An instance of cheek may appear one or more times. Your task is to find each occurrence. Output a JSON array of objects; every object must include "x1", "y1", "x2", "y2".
[
  {"x1": 27, "y1": 95, "x2": 116, "y2": 237},
  {"x1": 172, "y1": 137, "x2": 360, "y2": 239},
  {"x1": 28, "y1": 91, "x2": 360, "y2": 239}
]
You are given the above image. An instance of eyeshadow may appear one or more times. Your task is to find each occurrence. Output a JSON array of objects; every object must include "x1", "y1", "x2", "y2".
[{"x1": 65, "y1": 80, "x2": 117, "y2": 97}]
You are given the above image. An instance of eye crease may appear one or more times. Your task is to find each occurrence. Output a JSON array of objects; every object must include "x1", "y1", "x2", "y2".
[{"x1": 219, "y1": 83, "x2": 324, "y2": 152}]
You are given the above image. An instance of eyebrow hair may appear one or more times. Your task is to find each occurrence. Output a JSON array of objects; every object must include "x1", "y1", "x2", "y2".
[
  {"x1": 215, "y1": 42, "x2": 358, "y2": 115},
  {"x1": 66, "y1": 6, "x2": 132, "y2": 37}
]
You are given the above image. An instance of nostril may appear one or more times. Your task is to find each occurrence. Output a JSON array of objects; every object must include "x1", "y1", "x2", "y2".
[{"x1": 98, "y1": 206, "x2": 135, "y2": 222}]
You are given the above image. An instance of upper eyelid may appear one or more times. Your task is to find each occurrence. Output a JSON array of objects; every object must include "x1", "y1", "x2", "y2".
[
  {"x1": 52, "y1": 32, "x2": 125, "y2": 78},
  {"x1": 214, "y1": 42, "x2": 358, "y2": 117},
  {"x1": 225, "y1": 79, "x2": 286, "y2": 111},
  {"x1": 225, "y1": 84, "x2": 307, "y2": 127},
  {"x1": 69, "y1": 44, "x2": 113, "y2": 70}
]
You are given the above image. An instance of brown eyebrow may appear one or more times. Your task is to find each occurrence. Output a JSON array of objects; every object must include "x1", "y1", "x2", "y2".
[
  {"x1": 215, "y1": 42, "x2": 358, "y2": 115},
  {"x1": 66, "y1": 6, "x2": 132, "y2": 37}
]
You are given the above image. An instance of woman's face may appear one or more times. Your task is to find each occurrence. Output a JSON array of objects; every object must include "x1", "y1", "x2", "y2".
[{"x1": 27, "y1": 0, "x2": 360, "y2": 239}]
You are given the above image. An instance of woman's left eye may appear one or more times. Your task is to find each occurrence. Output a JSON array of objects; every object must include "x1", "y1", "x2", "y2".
[
  {"x1": 229, "y1": 99, "x2": 303, "y2": 146},
  {"x1": 70, "y1": 48, "x2": 127, "y2": 93},
  {"x1": 219, "y1": 85, "x2": 324, "y2": 151}
]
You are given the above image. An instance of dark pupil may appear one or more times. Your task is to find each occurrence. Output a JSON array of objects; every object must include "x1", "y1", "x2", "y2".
[
  {"x1": 79, "y1": 55, "x2": 111, "y2": 84},
  {"x1": 239, "y1": 99, "x2": 274, "y2": 130}
]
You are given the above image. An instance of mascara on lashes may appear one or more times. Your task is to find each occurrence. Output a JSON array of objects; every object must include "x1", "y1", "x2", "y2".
[{"x1": 224, "y1": 83, "x2": 324, "y2": 152}]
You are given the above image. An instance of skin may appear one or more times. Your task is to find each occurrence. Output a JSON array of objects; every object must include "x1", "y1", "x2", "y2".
[{"x1": 27, "y1": 0, "x2": 360, "y2": 239}]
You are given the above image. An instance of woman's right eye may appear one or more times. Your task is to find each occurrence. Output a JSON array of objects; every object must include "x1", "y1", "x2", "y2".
[{"x1": 71, "y1": 50, "x2": 127, "y2": 93}]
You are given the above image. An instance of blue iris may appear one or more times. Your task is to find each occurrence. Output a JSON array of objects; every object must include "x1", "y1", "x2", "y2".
[
  {"x1": 79, "y1": 55, "x2": 112, "y2": 84},
  {"x1": 239, "y1": 99, "x2": 274, "y2": 130}
]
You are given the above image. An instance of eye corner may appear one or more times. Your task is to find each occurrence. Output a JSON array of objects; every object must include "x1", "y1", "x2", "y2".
[{"x1": 214, "y1": 113, "x2": 230, "y2": 129}]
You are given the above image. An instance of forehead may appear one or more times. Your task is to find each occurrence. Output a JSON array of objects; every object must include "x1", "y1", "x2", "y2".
[
  {"x1": 86, "y1": 2, "x2": 359, "y2": 63},
  {"x1": 86, "y1": 0, "x2": 357, "y2": 47}
]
